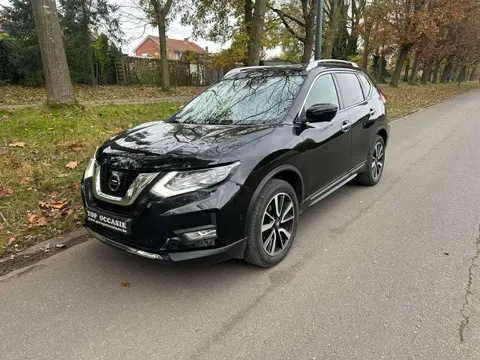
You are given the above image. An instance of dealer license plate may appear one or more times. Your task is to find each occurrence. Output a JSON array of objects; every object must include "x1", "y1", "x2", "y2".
[{"x1": 86, "y1": 207, "x2": 131, "y2": 235}]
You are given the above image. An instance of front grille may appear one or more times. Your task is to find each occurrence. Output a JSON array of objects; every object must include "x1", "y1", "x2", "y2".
[
  {"x1": 99, "y1": 167, "x2": 138, "y2": 197},
  {"x1": 93, "y1": 199, "x2": 132, "y2": 215}
]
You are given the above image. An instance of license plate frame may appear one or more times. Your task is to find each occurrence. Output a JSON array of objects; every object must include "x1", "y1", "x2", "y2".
[{"x1": 86, "y1": 207, "x2": 132, "y2": 235}]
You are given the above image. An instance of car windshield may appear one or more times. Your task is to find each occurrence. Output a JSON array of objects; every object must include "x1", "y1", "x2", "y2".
[{"x1": 171, "y1": 70, "x2": 305, "y2": 126}]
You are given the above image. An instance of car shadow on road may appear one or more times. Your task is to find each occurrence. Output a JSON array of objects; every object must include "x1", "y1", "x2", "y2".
[{"x1": 75, "y1": 182, "x2": 363, "y2": 296}]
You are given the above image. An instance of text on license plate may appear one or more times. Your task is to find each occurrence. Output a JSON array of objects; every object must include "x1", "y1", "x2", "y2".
[{"x1": 86, "y1": 209, "x2": 130, "y2": 234}]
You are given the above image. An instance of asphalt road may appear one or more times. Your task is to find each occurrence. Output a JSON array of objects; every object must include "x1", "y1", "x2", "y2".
[{"x1": 2, "y1": 90, "x2": 480, "y2": 360}]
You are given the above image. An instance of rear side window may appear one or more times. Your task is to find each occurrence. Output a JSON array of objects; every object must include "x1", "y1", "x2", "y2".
[
  {"x1": 358, "y1": 74, "x2": 372, "y2": 98},
  {"x1": 334, "y1": 72, "x2": 364, "y2": 108},
  {"x1": 304, "y1": 74, "x2": 339, "y2": 111}
]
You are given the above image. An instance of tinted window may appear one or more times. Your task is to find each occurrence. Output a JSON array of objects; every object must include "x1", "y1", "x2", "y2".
[
  {"x1": 304, "y1": 74, "x2": 339, "y2": 111},
  {"x1": 358, "y1": 74, "x2": 372, "y2": 98},
  {"x1": 172, "y1": 71, "x2": 305, "y2": 125},
  {"x1": 335, "y1": 73, "x2": 364, "y2": 108}
]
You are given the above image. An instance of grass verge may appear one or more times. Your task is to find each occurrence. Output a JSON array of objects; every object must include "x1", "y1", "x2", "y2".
[
  {"x1": 0, "y1": 102, "x2": 183, "y2": 254},
  {"x1": 0, "y1": 82, "x2": 479, "y2": 255},
  {"x1": 0, "y1": 85, "x2": 203, "y2": 105},
  {"x1": 382, "y1": 82, "x2": 480, "y2": 119}
]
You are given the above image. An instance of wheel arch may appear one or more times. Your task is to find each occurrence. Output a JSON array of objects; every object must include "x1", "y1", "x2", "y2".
[
  {"x1": 243, "y1": 164, "x2": 305, "y2": 236},
  {"x1": 377, "y1": 127, "x2": 388, "y2": 145}
]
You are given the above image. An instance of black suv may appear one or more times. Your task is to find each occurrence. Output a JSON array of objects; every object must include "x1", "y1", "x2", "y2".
[{"x1": 81, "y1": 60, "x2": 389, "y2": 267}]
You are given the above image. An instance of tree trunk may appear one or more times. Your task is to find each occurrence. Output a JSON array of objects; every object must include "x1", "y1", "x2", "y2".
[
  {"x1": 157, "y1": 19, "x2": 170, "y2": 91},
  {"x1": 244, "y1": 0, "x2": 253, "y2": 35},
  {"x1": 470, "y1": 66, "x2": 478, "y2": 81},
  {"x1": 403, "y1": 58, "x2": 410, "y2": 82},
  {"x1": 421, "y1": 60, "x2": 434, "y2": 84},
  {"x1": 361, "y1": 24, "x2": 371, "y2": 71},
  {"x1": 450, "y1": 65, "x2": 459, "y2": 83},
  {"x1": 323, "y1": 0, "x2": 340, "y2": 58},
  {"x1": 151, "y1": 0, "x2": 172, "y2": 91},
  {"x1": 458, "y1": 64, "x2": 465, "y2": 86},
  {"x1": 441, "y1": 55, "x2": 454, "y2": 83},
  {"x1": 432, "y1": 57, "x2": 441, "y2": 83},
  {"x1": 390, "y1": 43, "x2": 412, "y2": 87},
  {"x1": 247, "y1": 0, "x2": 267, "y2": 66},
  {"x1": 408, "y1": 51, "x2": 421, "y2": 85},
  {"x1": 31, "y1": 0, "x2": 75, "y2": 105},
  {"x1": 302, "y1": 28, "x2": 314, "y2": 63}
]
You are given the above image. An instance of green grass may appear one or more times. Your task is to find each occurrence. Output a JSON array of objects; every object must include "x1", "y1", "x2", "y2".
[
  {"x1": 1, "y1": 81, "x2": 479, "y2": 255},
  {"x1": 0, "y1": 102, "x2": 183, "y2": 253}
]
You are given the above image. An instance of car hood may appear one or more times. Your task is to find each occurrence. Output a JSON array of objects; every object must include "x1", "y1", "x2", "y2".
[{"x1": 96, "y1": 121, "x2": 275, "y2": 172}]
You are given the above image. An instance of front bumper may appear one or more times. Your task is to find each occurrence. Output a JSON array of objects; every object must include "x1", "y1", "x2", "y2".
[
  {"x1": 86, "y1": 227, "x2": 247, "y2": 265},
  {"x1": 82, "y1": 175, "x2": 254, "y2": 264}
]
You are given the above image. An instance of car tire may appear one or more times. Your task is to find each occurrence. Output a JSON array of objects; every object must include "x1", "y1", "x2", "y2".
[
  {"x1": 244, "y1": 179, "x2": 299, "y2": 268},
  {"x1": 357, "y1": 135, "x2": 386, "y2": 186}
]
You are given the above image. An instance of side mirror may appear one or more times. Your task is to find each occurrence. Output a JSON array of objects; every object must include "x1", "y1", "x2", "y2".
[{"x1": 305, "y1": 103, "x2": 338, "y2": 123}]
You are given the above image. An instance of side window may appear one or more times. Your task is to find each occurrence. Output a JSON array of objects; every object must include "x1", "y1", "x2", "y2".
[
  {"x1": 358, "y1": 74, "x2": 372, "y2": 98},
  {"x1": 304, "y1": 74, "x2": 339, "y2": 111},
  {"x1": 335, "y1": 72, "x2": 365, "y2": 108}
]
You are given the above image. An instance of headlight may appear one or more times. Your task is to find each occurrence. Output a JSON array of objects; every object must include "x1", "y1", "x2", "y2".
[
  {"x1": 83, "y1": 153, "x2": 97, "y2": 179},
  {"x1": 151, "y1": 162, "x2": 240, "y2": 198}
]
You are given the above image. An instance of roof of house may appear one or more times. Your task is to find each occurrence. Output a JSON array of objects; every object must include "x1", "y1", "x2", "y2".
[{"x1": 134, "y1": 36, "x2": 206, "y2": 54}]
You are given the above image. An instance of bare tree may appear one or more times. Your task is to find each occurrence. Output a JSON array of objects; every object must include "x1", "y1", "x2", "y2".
[
  {"x1": 270, "y1": 0, "x2": 318, "y2": 63},
  {"x1": 31, "y1": 0, "x2": 75, "y2": 105},
  {"x1": 247, "y1": 0, "x2": 268, "y2": 65},
  {"x1": 150, "y1": 0, "x2": 173, "y2": 91}
]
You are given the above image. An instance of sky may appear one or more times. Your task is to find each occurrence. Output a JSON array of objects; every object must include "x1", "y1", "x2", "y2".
[{"x1": 0, "y1": 0, "x2": 226, "y2": 54}]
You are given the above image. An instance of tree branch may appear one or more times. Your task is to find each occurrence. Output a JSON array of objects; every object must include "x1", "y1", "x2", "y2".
[{"x1": 269, "y1": 6, "x2": 306, "y2": 27}]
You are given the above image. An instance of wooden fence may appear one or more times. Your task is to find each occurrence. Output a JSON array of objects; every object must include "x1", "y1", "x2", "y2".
[{"x1": 113, "y1": 56, "x2": 224, "y2": 87}]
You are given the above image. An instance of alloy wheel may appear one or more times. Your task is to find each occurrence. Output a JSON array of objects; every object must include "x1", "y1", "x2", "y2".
[
  {"x1": 372, "y1": 141, "x2": 384, "y2": 180},
  {"x1": 261, "y1": 193, "x2": 295, "y2": 256}
]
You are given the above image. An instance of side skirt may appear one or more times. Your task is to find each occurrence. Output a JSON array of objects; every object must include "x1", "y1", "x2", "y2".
[{"x1": 301, "y1": 162, "x2": 366, "y2": 211}]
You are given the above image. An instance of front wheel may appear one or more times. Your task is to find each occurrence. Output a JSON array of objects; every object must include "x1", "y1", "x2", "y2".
[
  {"x1": 244, "y1": 179, "x2": 299, "y2": 267},
  {"x1": 357, "y1": 135, "x2": 386, "y2": 186}
]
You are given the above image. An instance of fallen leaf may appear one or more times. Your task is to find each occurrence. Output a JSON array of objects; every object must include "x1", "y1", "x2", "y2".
[
  {"x1": 28, "y1": 213, "x2": 38, "y2": 223},
  {"x1": 121, "y1": 281, "x2": 129, "y2": 288},
  {"x1": 56, "y1": 243, "x2": 66, "y2": 249},
  {"x1": 7, "y1": 237, "x2": 16, "y2": 245},
  {"x1": 68, "y1": 143, "x2": 83, "y2": 152},
  {"x1": 8, "y1": 142, "x2": 25, "y2": 148},
  {"x1": 36, "y1": 217, "x2": 48, "y2": 227},
  {"x1": 72, "y1": 182, "x2": 80, "y2": 191},
  {"x1": 66, "y1": 209, "x2": 74, "y2": 216},
  {"x1": 50, "y1": 199, "x2": 68, "y2": 209},
  {"x1": 20, "y1": 177, "x2": 31, "y2": 185},
  {"x1": 0, "y1": 185, "x2": 14, "y2": 197},
  {"x1": 65, "y1": 161, "x2": 78, "y2": 169}
]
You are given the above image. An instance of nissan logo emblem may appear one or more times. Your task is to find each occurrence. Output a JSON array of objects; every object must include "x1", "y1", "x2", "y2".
[{"x1": 108, "y1": 172, "x2": 121, "y2": 192}]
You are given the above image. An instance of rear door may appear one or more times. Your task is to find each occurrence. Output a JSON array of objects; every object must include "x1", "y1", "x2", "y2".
[
  {"x1": 300, "y1": 73, "x2": 352, "y2": 195},
  {"x1": 334, "y1": 72, "x2": 373, "y2": 168}
]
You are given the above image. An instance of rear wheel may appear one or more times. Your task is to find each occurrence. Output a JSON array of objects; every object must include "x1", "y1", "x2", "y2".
[
  {"x1": 244, "y1": 179, "x2": 299, "y2": 267},
  {"x1": 357, "y1": 135, "x2": 385, "y2": 186}
]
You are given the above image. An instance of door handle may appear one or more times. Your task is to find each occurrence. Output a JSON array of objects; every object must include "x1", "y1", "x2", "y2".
[
  {"x1": 369, "y1": 108, "x2": 377, "y2": 117},
  {"x1": 341, "y1": 121, "x2": 351, "y2": 132}
]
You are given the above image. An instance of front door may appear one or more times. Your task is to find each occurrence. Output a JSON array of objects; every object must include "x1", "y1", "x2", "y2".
[{"x1": 300, "y1": 73, "x2": 352, "y2": 196}]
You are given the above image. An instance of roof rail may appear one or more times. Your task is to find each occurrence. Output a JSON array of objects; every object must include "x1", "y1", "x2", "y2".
[
  {"x1": 306, "y1": 59, "x2": 359, "y2": 71},
  {"x1": 224, "y1": 66, "x2": 262, "y2": 78}
]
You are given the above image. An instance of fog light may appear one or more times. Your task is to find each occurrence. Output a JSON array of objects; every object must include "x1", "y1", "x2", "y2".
[{"x1": 183, "y1": 229, "x2": 217, "y2": 241}]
